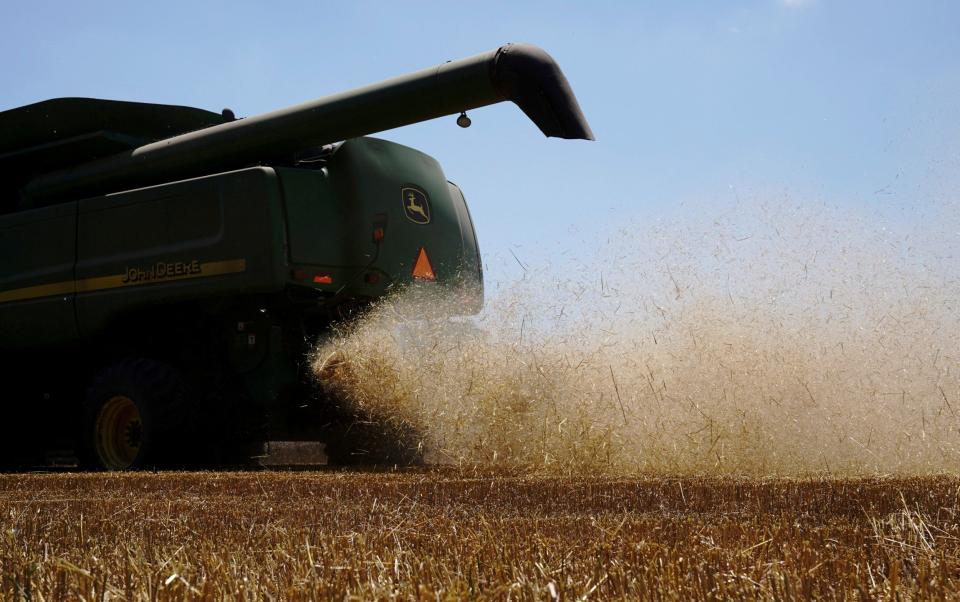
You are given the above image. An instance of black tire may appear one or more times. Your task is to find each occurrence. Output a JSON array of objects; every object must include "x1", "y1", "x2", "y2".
[{"x1": 79, "y1": 358, "x2": 193, "y2": 470}]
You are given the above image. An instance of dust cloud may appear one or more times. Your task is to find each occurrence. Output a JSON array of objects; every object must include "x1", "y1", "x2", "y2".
[{"x1": 312, "y1": 198, "x2": 960, "y2": 475}]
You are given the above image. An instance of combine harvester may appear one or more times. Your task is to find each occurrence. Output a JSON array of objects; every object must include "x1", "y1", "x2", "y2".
[{"x1": 0, "y1": 44, "x2": 593, "y2": 470}]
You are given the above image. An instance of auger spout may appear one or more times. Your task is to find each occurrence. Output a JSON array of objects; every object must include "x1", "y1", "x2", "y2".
[{"x1": 24, "y1": 43, "x2": 592, "y2": 203}]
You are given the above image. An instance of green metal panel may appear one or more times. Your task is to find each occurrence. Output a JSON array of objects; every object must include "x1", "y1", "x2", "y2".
[
  {"x1": 278, "y1": 137, "x2": 482, "y2": 300},
  {"x1": 74, "y1": 167, "x2": 287, "y2": 336},
  {"x1": 0, "y1": 138, "x2": 484, "y2": 350},
  {"x1": 446, "y1": 181, "x2": 484, "y2": 310},
  {"x1": 0, "y1": 202, "x2": 78, "y2": 349},
  {"x1": 281, "y1": 166, "x2": 348, "y2": 268}
]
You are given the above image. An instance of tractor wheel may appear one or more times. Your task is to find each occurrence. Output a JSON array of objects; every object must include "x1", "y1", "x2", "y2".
[{"x1": 79, "y1": 359, "x2": 193, "y2": 470}]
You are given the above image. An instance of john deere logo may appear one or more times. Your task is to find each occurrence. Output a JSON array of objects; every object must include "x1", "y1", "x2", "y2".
[{"x1": 402, "y1": 186, "x2": 431, "y2": 225}]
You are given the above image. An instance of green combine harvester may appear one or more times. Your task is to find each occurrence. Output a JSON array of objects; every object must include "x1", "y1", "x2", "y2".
[{"x1": 0, "y1": 43, "x2": 593, "y2": 470}]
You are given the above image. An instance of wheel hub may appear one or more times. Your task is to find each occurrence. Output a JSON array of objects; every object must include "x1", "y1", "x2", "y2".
[{"x1": 94, "y1": 395, "x2": 142, "y2": 470}]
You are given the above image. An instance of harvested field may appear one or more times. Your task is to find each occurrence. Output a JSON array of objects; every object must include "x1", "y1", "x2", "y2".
[{"x1": 2, "y1": 471, "x2": 960, "y2": 600}]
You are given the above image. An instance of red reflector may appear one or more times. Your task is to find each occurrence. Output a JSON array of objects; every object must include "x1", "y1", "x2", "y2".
[
  {"x1": 412, "y1": 248, "x2": 436, "y2": 281},
  {"x1": 313, "y1": 273, "x2": 333, "y2": 284},
  {"x1": 373, "y1": 227, "x2": 385, "y2": 243}
]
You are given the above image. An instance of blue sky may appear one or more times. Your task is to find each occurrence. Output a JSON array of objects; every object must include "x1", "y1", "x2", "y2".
[{"x1": 3, "y1": 1, "x2": 958, "y2": 287}]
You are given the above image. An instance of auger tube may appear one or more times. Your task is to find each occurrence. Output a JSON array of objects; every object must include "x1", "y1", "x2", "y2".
[{"x1": 25, "y1": 43, "x2": 593, "y2": 203}]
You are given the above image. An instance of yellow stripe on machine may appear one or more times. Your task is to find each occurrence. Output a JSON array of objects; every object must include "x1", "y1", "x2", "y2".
[
  {"x1": 0, "y1": 259, "x2": 247, "y2": 304},
  {"x1": 0, "y1": 280, "x2": 77, "y2": 303}
]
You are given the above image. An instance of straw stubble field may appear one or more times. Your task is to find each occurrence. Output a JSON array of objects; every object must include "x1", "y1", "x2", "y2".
[{"x1": 2, "y1": 471, "x2": 960, "y2": 600}]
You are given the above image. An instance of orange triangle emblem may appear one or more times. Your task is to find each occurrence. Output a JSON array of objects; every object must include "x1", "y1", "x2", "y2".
[{"x1": 412, "y1": 247, "x2": 436, "y2": 281}]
